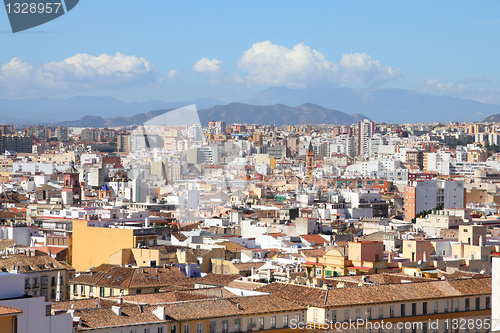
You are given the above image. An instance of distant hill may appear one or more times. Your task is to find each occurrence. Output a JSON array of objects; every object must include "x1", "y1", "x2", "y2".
[
  {"x1": 198, "y1": 102, "x2": 367, "y2": 126},
  {"x1": 244, "y1": 87, "x2": 500, "y2": 124},
  {"x1": 0, "y1": 96, "x2": 223, "y2": 124},
  {"x1": 483, "y1": 114, "x2": 500, "y2": 122},
  {"x1": 55, "y1": 103, "x2": 369, "y2": 127},
  {"x1": 56, "y1": 109, "x2": 176, "y2": 128}
]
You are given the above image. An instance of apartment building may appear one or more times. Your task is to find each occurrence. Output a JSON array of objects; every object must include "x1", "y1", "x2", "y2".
[
  {"x1": 69, "y1": 264, "x2": 193, "y2": 300},
  {"x1": 259, "y1": 277, "x2": 491, "y2": 332},
  {"x1": 0, "y1": 250, "x2": 75, "y2": 302},
  {"x1": 68, "y1": 294, "x2": 305, "y2": 333},
  {"x1": 404, "y1": 180, "x2": 464, "y2": 222}
]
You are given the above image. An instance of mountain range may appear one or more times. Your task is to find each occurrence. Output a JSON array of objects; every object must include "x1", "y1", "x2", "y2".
[
  {"x1": 55, "y1": 103, "x2": 367, "y2": 127},
  {"x1": 0, "y1": 96, "x2": 222, "y2": 124},
  {"x1": 244, "y1": 87, "x2": 500, "y2": 124},
  {"x1": 1, "y1": 87, "x2": 500, "y2": 125}
]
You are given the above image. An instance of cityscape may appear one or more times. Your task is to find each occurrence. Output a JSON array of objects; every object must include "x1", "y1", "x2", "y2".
[{"x1": 1, "y1": 1, "x2": 500, "y2": 333}]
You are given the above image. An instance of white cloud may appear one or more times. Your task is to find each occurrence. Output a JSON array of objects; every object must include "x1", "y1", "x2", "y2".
[
  {"x1": 233, "y1": 41, "x2": 401, "y2": 88},
  {"x1": 238, "y1": 41, "x2": 336, "y2": 88},
  {"x1": 339, "y1": 53, "x2": 401, "y2": 86},
  {"x1": 192, "y1": 58, "x2": 223, "y2": 73},
  {"x1": 168, "y1": 69, "x2": 180, "y2": 81},
  {"x1": 0, "y1": 52, "x2": 162, "y2": 95},
  {"x1": 192, "y1": 57, "x2": 242, "y2": 85}
]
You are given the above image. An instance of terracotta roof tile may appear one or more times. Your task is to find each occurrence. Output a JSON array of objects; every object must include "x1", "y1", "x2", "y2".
[
  {"x1": 71, "y1": 265, "x2": 193, "y2": 290},
  {"x1": 196, "y1": 273, "x2": 241, "y2": 286},
  {"x1": 0, "y1": 305, "x2": 22, "y2": 316},
  {"x1": 257, "y1": 277, "x2": 491, "y2": 307}
]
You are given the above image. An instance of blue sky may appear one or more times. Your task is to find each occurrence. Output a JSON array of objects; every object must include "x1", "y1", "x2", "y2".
[{"x1": 1, "y1": 0, "x2": 499, "y2": 103}]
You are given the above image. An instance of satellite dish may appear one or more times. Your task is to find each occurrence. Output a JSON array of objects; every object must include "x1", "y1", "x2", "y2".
[{"x1": 417, "y1": 260, "x2": 423, "y2": 266}]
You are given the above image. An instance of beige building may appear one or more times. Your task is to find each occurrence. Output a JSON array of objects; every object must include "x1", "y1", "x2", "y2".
[
  {"x1": 69, "y1": 264, "x2": 192, "y2": 300},
  {"x1": 402, "y1": 240, "x2": 432, "y2": 262},
  {"x1": 259, "y1": 277, "x2": 492, "y2": 332}
]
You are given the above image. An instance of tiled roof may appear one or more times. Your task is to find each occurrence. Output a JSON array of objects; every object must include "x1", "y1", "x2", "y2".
[
  {"x1": 232, "y1": 262, "x2": 265, "y2": 272},
  {"x1": 74, "y1": 295, "x2": 305, "y2": 330},
  {"x1": 52, "y1": 298, "x2": 117, "y2": 311},
  {"x1": 0, "y1": 305, "x2": 22, "y2": 316},
  {"x1": 299, "y1": 248, "x2": 326, "y2": 258},
  {"x1": 195, "y1": 273, "x2": 241, "y2": 286},
  {"x1": 257, "y1": 277, "x2": 491, "y2": 307},
  {"x1": 161, "y1": 295, "x2": 305, "y2": 321},
  {"x1": 171, "y1": 233, "x2": 188, "y2": 242},
  {"x1": 0, "y1": 253, "x2": 74, "y2": 273},
  {"x1": 75, "y1": 305, "x2": 168, "y2": 330},
  {"x1": 71, "y1": 265, "x2": 193, "y2": 289},
  {"x1": 223, "y1": 241, "x2": 245, "y2": 253},
  {"x1": 325, "y1": 273, "x2": 435, "y2": 286},
  {"x1": 300, "y1": 234, "x2": 328, "y2": 245},
  {"x1": 116, "y1": 291, "x2": 213, "y2": 305},
  {"x1": 0, "y1": 239, "x2": 16, "y2": 251}
]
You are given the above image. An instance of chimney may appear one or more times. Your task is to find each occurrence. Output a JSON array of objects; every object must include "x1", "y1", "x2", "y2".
[
  {"x1": 112, "y1": 306, "x2": 122, "y2": 316},
  {"x1": 117, "y1": 291, "x2": 123, "y2": 304},
  {"x1": 153, "y1": 306, "x2": 166, "y2": 320},
  {"x1": 56, "y1": 271, "x2": 62, "y2": 302}
]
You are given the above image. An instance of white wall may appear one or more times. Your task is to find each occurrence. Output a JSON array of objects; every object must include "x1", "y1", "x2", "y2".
[{"x1": 493, "y1": 257, "x2": 500, "y2": 332}]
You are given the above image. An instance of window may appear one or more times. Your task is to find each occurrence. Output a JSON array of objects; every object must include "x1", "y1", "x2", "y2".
[
  {"x1": 51, "y1": 289, "x2": 56, "y2": 299},
  {"x1": 100, "y1": 287, "x2": 105, "y2": 297},
  {"x1": 110, "y1": 288, "x2": 114, "y2": 297},
  {"x1": 259, "y1": 317, "x2": 264, "y2": 329},
  {"x1": 271, "y1": 316, "x2": 276, "y2": 328},
  {"x1": 433, "y1": 301, "x2": 438, "y2": 314},
  {"x1": 331, "y1": 310, "x2": 336, "y2": 322},
  {"x1": 378, "y1": 306, "x2": 383, "y2": 319},
  {"x1": 345, "y1": 308, "x2": 350, "y2": 321},
  {"x1": 454, "y1": 300, "x2": 459, "y2": 312},
  {"x1": 246, "y1": 318, "x2": 252, "y2": 331},
  {"x1": 465, "y1": 298, "x2": 469, "y2": 311},
  {"x1": 171, "y1": 325, "x2": 177, "y2": 333},
  {"x1": 145, "y1": 329, "x2": 150, "y2": 333},
  {"x1": 444, "y1": 300, "x2": 448, "y2": 313},
  {"x1": 475, "y1": 297, "x2": 480, "y2": 310},
  {"x1": 422, "y1": 302, "x2": 427, "y2": 315},
  {"x1": 412, "y1": 303, "x2": 416, "y2": 316},
  {"x1": 283, "y1": 315, "x2": 288, "y2": 327},
  {"x1": 73, "y1": 285, "x2": 77, "y2": 294},
  {"x1": 51, "y1": 276, "x2": 56, "y2": 287},
  {"x1": 137, "y1": 289, "x2": 142, "y2": 294},
  {"x1": 89, "y1": 286, "x2": 93, "y2": 297},
  {"x1": 356, "y1": 308, "x2": 361, "y2": 319},
  {"x1": 234, "y1": 319, "x2": 240, "y2": 332},
  {"x1": 400, "y1": 304, "x2": 405, "y2": 317},
  {"x1": 184, "y1": 324, "x2": 190, "y2": 333},
  {"x1": 196, "y1": 323, "x2": 202, "y2": 333},
  {"x1": 390, "y1": 305, "x2": 394, "y2": 318},
  {"x1": 222, "y1": 320, "x2": 228, "y2": 333},
  {"x1": 210, "y1": 321, "x2": 216, "y2": 333},
  {"x1": 158, "y1": 328, "x2": 163, "y2": 333},
  {"x1": 486, "y1": 296, "x2": 491, "y2": 309},
  {"x1": 81, "y1": 285, "x2": 85, "y2": 295},
  {"x1": 367, "y1": 307, "x2": 371, "y2": 320}
]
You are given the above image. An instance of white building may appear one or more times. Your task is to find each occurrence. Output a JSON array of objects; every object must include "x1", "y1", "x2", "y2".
[{"x1": 0, "y1": 272, "x2": 72, "y2": 333}]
